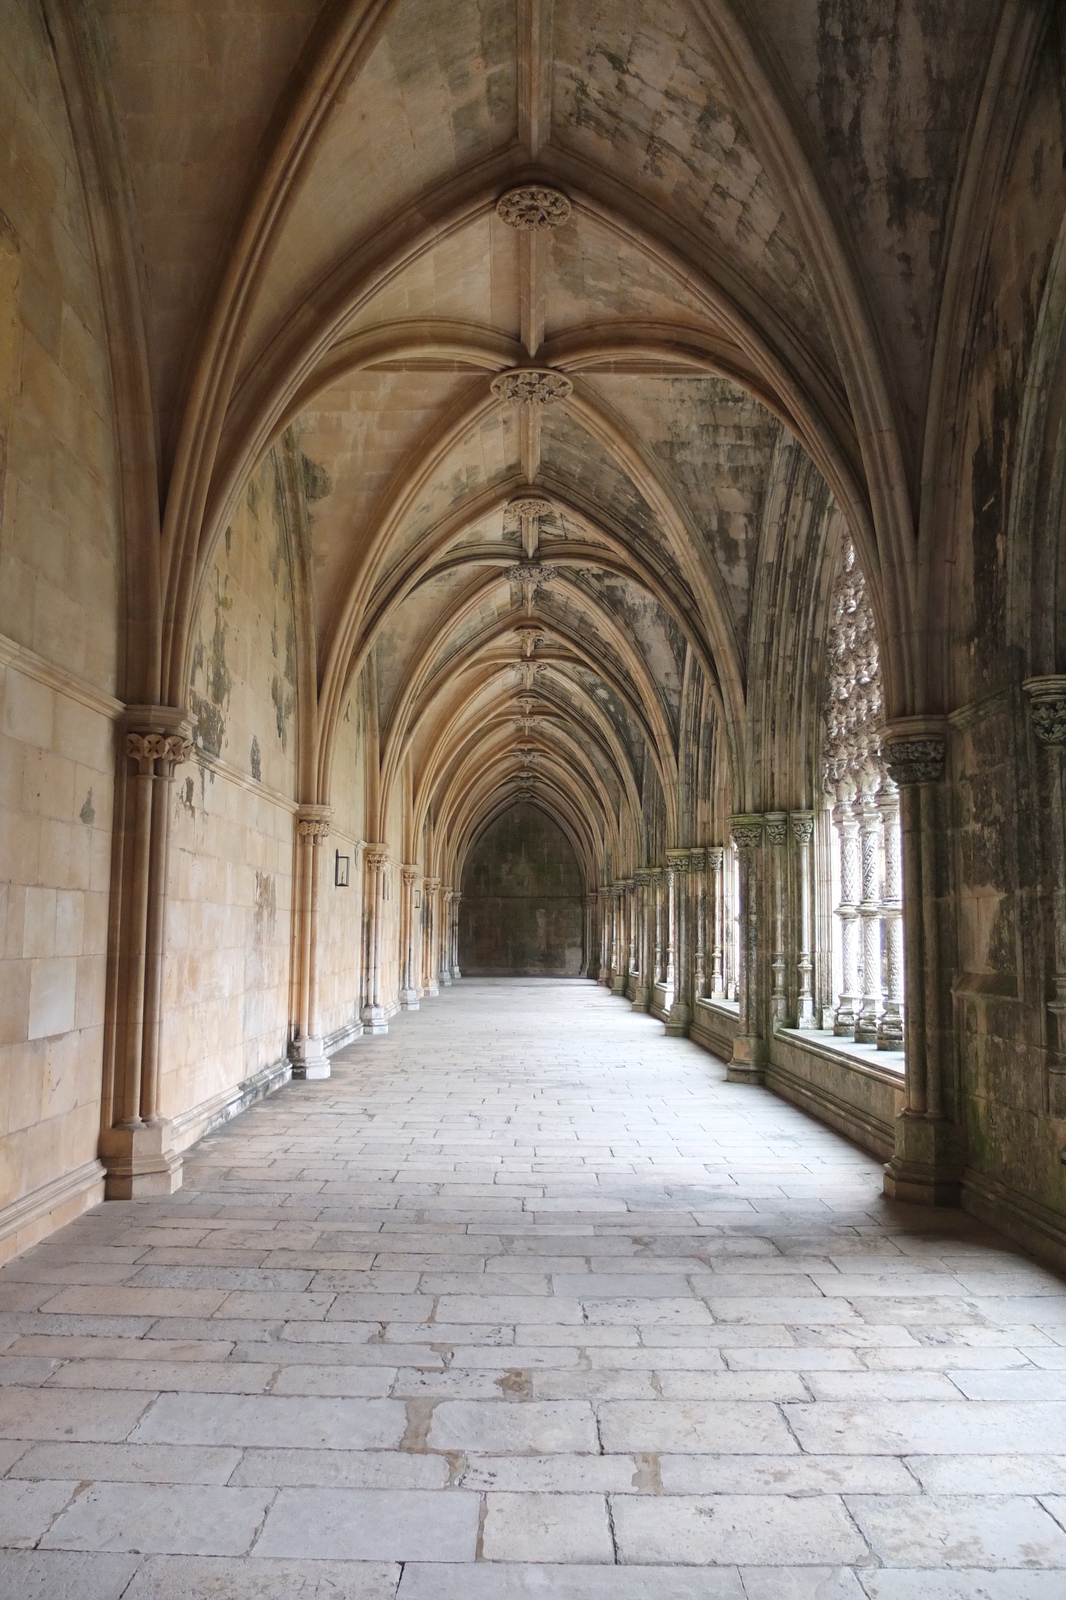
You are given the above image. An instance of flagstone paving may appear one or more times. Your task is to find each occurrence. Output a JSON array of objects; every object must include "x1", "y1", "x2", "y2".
[{"x1": 1, "y1": 978, "x2": 1065, "y2": 1597}]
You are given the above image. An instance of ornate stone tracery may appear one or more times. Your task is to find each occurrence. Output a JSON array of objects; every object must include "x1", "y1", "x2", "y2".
[{"x1": 821, "y1": 537, "x2": 903, "y2": 1049}]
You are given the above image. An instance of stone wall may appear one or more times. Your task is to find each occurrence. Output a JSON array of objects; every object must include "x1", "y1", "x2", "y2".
[
  {"x1": 460, "y1": 804, "x2": 584, "y2": 976},
  {"x1": 163, "y1": 456, "x2": 299, "y2": 1132},
  {"x1": 0, "y1": 0, "x2": 123, "y2": 1254}
]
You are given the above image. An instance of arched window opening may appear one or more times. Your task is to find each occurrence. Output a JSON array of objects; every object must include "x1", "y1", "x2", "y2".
[{"x1": 821, "y1": 538, "x2": 904, "y2": 1053}]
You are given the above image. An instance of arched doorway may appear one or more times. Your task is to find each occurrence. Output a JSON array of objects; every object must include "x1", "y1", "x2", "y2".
[{"x1": 459, "y1": 803, "x2": 584, "y2": 976}]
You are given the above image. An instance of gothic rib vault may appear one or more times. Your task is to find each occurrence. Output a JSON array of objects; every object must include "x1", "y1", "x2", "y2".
[{"x1": 2, "y1": 0, "x2": 1066, "y2": 1280}]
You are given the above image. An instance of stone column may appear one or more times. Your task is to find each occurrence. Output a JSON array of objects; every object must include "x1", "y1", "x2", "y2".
[
  {"x1": 650, "y1": 869, "x2": 664, "y2": 988},
  {"x1": 831, "y1": 788, "x2": 861, "y2": 1036},
  {"x1": 399, "y1": 865, "x2": 421, "y2": 1010},
  {"x1": 855, "y1": 769, "x2": 885, "y2": 1043},
  {"x1": 708, "y1": 846, "x2": 726, "y2": 998},
  {"x1": 790, "y1": 812, "x2": 817, "y2": 1029},
  {"x1": 439, "y1": 889, "x2": 454, "y2": 987},
  {"x1": 630, "y1": 870, "x2": 649, "y2": 1009},
  {"x1": 361, "y1": 845, "x2": 389, "y2": 1034},
  {"x1": 691, "y1": 849, "x2": 707, "y2": 1003},
  {"x1": 625, "y1": 878, "x2": 638, "y2": 999},
  {"x1": 422, "y1": 878, "x2": 440, "y2": 997},
  {"x1": 1024, "y1": 677, "x2": 1066, "y2": 1106},
  {"x1": 610, "y1": 881, "x2": 627, "y2": 995},
  {"x1": 665, "y1": 849, "x2": 691, "y2": 1036},
  {"x1": 728, "y1": 815, "x2": 764, "y2": 1082},
  {"x1": 765, "y1": 814, "x2": 788, "y2": 1030},
  {"x1": 881, "y1": 721, "x2": 960, "y2": 1205},
  {"x1": 450, "y1": 891, "x2": 462, "y2": 981},
  {"x1": 290, "y1": 805, "x2": 334, "y2": 1078},
  {"x1": 100, "y1": 708, "x2": 193, "y2": 1198},
  {"x1": 585, "y1": 891, "x2": 601, "y2": 979},
  {"x1": 876, "y1": 784, "x2": 904, "y2": 1048}
]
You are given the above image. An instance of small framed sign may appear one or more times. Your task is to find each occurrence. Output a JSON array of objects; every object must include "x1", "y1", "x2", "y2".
[{"x1": 334, "y1": 852, "x2": 350, "y2": 887}]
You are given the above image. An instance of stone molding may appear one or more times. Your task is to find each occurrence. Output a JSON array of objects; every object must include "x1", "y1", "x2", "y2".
[
  {"x1": 0, "y1": 629, "x2": 123, "y2": 720},
  {"x1": 491, "y1": 368, "x2": 573, "y2": 404},
  {"x1": 496, "y1": 185, "x2": 572, "y2": 229},
  {"x1": 1023, "y1": 675, "x2": 1066, "y2": 746}
]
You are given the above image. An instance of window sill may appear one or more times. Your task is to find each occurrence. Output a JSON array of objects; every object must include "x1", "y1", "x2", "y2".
[{"x1": 776, "y1": 1026, "x2": 905, "y2": 1081}]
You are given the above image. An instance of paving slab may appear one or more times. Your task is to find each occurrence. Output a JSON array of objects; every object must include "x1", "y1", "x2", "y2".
[{"x1": 0, "y1": 981, "x2": 1064, "y2": 1593}]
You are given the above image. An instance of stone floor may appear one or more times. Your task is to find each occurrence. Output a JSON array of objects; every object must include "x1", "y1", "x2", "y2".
[{"x1": 1, "y1": 980, "x2": 1066, "y2": 1597}]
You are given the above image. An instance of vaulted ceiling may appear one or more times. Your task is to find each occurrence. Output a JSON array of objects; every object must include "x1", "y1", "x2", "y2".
[{"x1": 80, "y1": 0, "x2": 999, "y2": 874}]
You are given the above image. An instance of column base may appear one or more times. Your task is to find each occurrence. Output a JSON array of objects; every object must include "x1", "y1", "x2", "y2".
[
  {"x1": 360, "y1": 1006, "x2": 389, "y2": 1035},
  {"x1": 101, "y1": 1120, "x2": 182, "y2": 1200},
  {"x1": 726, "y1": 1033, "x2": 764, "y2": 1084},
  {"x1": 290, "y1": 1036, "x2": 331, "y2": 1080},
  {"x1": 424, "y1": 980, "x2": 439, "y2": 998},
  {"x1": 630, "y1": 985, "x2": 648, "y2": 1012},
  {"x1": 450, "y1": 967, "x2": 461, "y2": 982},
  {"x1": 882, "y1": 1113, "x2": 962, "y2": 1205},
  {"x1": 399, "y1": 988, "x2": 420, "y2": 1011},
  {"x1": 438, "y1": 973, "x2": 452, "y2": 988},
  {"x1": 664, "y1": 1003, "x2": 690, "y2": 1037},
  {"x1": 610, "y1": 973, "x2": 626, "y2": 996}
]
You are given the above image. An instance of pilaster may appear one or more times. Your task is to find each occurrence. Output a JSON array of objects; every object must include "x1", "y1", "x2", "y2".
[
  {"x1": 727, "y1": 815, "x2": 766, "y2": 1082},
  {"x1": 290, "y1": 805, "x2": 335, "y2": 1079},
  {"x1": 664, "y1": 850, "x2": 691, "y2": 1035},
  {"x1": 881, "y1": 719, "x2": 962, "y2": 1205},
  {"x1": 361, "y1": 845, "x2": 390, "y2": 1034},
  {"x1": 100, "y1": 706, "x2": 194, "y2": 1198}
]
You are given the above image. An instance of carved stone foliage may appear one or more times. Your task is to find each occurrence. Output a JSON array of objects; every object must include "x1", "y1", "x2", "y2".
[
  {"x1": 491, "y1": 369, "x2": 573, "y2": 404},
  {"x1": 507, "y1": 496, "x2": 553, "y2": 521},
  {"x1": 496, "y1": 186, "x2": 572, "y2": 230},
  {"x1": 822, "y1": 535, "x2": 883, "y2": 798},
  {"x1": 883, "y1": 738, "x2": 946, "y2": 786},
  {"x1": 512, "y1": 561, "x2": 557, "y2": 588},
  {"x1": 1024, "y1": 676, "x2": 1066, "y2": 747}
]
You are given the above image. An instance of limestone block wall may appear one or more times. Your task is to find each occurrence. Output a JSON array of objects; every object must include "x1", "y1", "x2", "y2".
[
  {"x1": 0, "y1": 0, "x2": 122, "y2": 1252},
  {"x1": 0, "y1": 651, "x2": 116, "y2": 1255},
  {"x1": 163, "y1": 457, "x2": 301, "y2": 1138}
]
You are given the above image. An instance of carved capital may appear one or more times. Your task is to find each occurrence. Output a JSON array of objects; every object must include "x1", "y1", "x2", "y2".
[
  {"x1": 790, "y1": 810, "x2": 815, "y2": 846},
  {"x1": 706, "y1": 845, "x2": 725, "y2": 872},
  {"x1": 1024, "y1": 676, "x2": 1066, "y2": 747},
  {"x1": 764, "y1": 811, "x2": 788, "y2": 847},
  {"x1": 666, "y1": 848, "x2": 691, "y2": 872},
  {"x1": 729, "y1": 813, "x2": 764, "y2": 854},
  {"x1": 296, "y1": 804, "x2": 332, "y2": 840},
  {"x1": 423, "y1": 876, "x2": 440, "y2": 892},
  {"x1": 364, "y1": 843, "x2": 389, "y2": 868},
  {"x1": 124, "y1": 705, "x2": 194, "y2": 777},
  {"x1": 491, "y1": 368, "x2": 572, "y2": 405},
  {"x1": 689, "y1": 848, "x2": 706, "y2": 872},
  {"x1": 633, "y1": 868, "x2": 652, "y2": 886},
  {"x1": 882, "y1": 719, "x2": 948, "y2": 785},
  {"x1": 401, "y1": 864, "x2": 420, "y2": 886},
  {"x1": 496, "y1": 185, "x2": 572, "y2": 229}
]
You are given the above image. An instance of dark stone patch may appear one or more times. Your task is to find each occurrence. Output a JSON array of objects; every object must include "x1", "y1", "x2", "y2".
[{"x1": 460, "y1": 802, "x2": 584, "y2": 977}]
